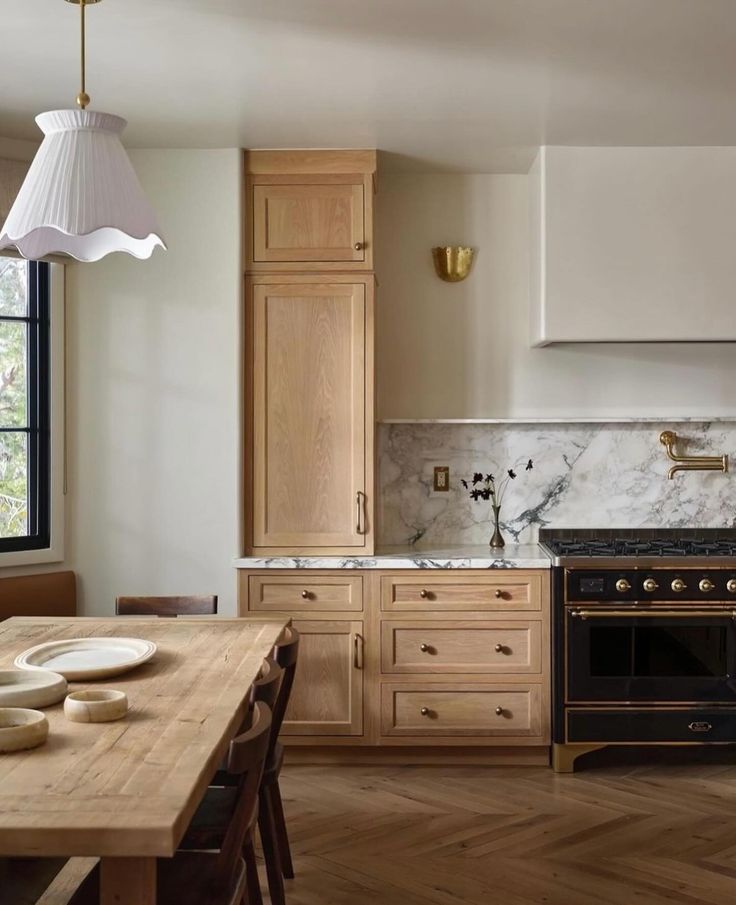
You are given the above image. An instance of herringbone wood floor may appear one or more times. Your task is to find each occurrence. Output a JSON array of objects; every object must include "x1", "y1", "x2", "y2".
[{"x1": 268, "y1": 750, "x2": 736, "y2": 905}]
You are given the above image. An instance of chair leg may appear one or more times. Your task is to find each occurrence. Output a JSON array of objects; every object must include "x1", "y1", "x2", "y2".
[
  {"x1": 259, "y1": 788, "x2": 286, "y2": 905},
  {"x1": 244, "y1": 836, "x2": 263, "y2": 905},
  {"x1": 269, "y1": 781, "x2": 294, "y2": 879}
]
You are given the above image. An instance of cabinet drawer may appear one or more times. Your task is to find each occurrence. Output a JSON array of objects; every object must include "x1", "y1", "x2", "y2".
[
  {"x1": 381, "y1": 574, "x2": 543, "y2": 612},
  {"x1": 381, "y1": 683, "x2": 543, "y2": 738},
  {"x1": 249, "y1": 575, "x2": 363, "y2": 612},
  {"x1": 381, "y1": 621, "x2": 541, "y2": 675},
  {"x1": 251, "y1": 179, "x2": 366, "y2": 265}
]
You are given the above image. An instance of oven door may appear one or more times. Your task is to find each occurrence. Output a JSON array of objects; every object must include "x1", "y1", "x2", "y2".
[{"x1": 566, "y1": 606, "x2": 736, "y2": 703}]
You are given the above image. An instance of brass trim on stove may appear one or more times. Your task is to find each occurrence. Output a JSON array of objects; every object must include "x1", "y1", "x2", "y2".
[{"x1": 569, "y1": 608, "x2": 736, "y2": 619}]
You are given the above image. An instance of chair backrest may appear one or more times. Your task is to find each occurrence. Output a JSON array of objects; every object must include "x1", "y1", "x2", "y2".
[
  {"x1": 115, "y1": 595, "x2": 218, "y2": 617},
  {"x1": 250, "y1": 657, "x2": 283, "y2": 713},
  {"x1": 270, "y1": 627, "x2": 300, "y2": 747},
  {"x1": 217, "y1": 701, "x2": 272, "y2": 890}
]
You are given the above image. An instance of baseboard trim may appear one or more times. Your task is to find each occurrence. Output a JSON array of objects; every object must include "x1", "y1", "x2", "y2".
[{"x1": 283, "y1": 746, "x2": 551, "y2": 766}]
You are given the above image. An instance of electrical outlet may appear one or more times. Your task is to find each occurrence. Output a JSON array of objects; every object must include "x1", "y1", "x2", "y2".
[{"x1": 433, "y1": 466, "x2": 450, "y2": 492}]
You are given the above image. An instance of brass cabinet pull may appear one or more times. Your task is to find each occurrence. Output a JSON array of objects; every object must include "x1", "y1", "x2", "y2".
[
  {"x1": 419, "y1": 589, "x2": 429, "y2": 599},
  {"x1": 420, "y1": 707, "x2": 430, "y2": 716},
  {"x1": 355, "y1": 491, "x2": 366, "y2": 534},
  {"x1": 419, "y1": 643, "x2": 430, "y2": 652},
  {"x1": 494, "y1": 643, "x2": 504, "y2": 653},
  {"x1": 494, "y1": 589, "x2": 502, "y2": 599},
  {"x1": 353, "y1": 633, "x2": 364, "y2": 669},
  {"x1": 354, "y1": 242, "x2": 364, "y2": 251},
  {"x1": 301, "y1": 590, "x2": 311, "y2": 600},
  {"x1": 495, "y1": 706, "x2": 504, "y2": 716}
]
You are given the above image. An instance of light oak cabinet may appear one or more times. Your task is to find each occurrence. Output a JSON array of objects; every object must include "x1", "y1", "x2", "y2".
[
  {"x1": 239, "y1": 569, "x2": 551, "y2": 761},
  {"x1": 281, "y1": 620, "x2": 364, "y2": 737},
  {"x1": 245, "y1": 150, "x2": 375, "y2": 272},
  {"x1": 246, "y1": 274, "x2": 374, "y2": 553},
  {"x1": 244, "y1": 149, "x2": 377, "y2": 556}
]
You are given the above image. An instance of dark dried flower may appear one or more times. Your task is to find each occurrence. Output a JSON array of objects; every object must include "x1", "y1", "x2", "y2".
[
  {"x1": 525, "y1": 459, "x2": 534, "y2": 471},
  {"x1": 485, "y1": 473, "x2": 495, "y2": 483},
  {"x1": 472, "y1": 472, "x2": 483, "y2": 484},
  {"x1": 508, "y1": 469, "x2": 517, "y2": 479},
  {"x1": 461, "y1": 479, "x2": 468, "y2": 489},
  {"x1": 470, "y1": 489, "x2": 481, "y2": 501}
]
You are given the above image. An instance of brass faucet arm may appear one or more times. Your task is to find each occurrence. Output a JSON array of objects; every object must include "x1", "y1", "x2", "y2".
[{"x1": 659, "y1": 431, "x2": 728, "y2": 480}]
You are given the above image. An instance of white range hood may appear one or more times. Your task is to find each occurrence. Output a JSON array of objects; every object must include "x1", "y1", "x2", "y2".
[{"x1": 531, "y1": 146, "x2": 736, "y2": 345}]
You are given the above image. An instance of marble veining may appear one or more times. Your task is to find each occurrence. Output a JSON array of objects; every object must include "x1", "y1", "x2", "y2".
[
  {"x1": 379, "y1": 421, "x2": 736, "y2": 547},
  {"x1": 234, "y1": 544, "x2": 549, "y2": 570}
]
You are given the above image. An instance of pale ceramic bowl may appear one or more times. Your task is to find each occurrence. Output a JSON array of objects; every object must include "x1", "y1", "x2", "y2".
[
  {"x1": 64, "y1": 689, "x2": 128, "y2": 723},
  {"x1": 0, "y1": 708, "x2": 49, "y2": 752},
  {"x1": 0, "y1": 669, "x2": 67, "y2": 709}
]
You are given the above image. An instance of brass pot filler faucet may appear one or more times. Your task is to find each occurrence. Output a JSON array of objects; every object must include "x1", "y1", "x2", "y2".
[{"x1": 659, "y1": 430, "x2": 728, "y2": 479}]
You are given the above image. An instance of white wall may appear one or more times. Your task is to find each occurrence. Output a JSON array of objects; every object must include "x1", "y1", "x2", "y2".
[
  {"x1": 66, "y1": 149, "x2": 242, "y2": 615},
  {"x1": 376, "y1": 174, "x2": 736, "y2": 420}
]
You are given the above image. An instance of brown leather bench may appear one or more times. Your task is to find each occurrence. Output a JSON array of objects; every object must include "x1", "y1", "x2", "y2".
[{"x1": 0, "y1": 571, "x2": 76, "y2": 621}]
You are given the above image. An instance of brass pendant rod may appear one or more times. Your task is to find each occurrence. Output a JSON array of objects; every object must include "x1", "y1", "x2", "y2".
[{"x1": 77, "y1": 0, "x2": 90, "y2": 109}]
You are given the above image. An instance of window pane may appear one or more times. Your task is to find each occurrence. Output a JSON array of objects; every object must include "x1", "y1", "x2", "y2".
[
  {"x1": 0, "y1": 259, "x2": 27, "y2": 317},
  {"x1": 0, "y1": 431, "x2": 27, "y2": 538},
  {"x1": 0, "y1": 320, "x2": 27, "y2": 428}
]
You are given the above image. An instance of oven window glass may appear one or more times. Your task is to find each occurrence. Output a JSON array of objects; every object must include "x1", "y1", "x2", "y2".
[{"x1": 590, "y1": 625, "x2": 728, "y2": 677}]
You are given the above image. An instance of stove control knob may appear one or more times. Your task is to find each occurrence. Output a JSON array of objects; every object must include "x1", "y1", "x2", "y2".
[
  {"x1": 728, "y1": 579, "x2": 736, "y2": 594},
  {"x1": 615, "y1": 578, "x2": 631, "y2": 593},
  {"x1": 643, "y1": 577, "x2": 659, "y2": 593},
  {"x1": 699, "y1": 578, "x2": 715, "y2": 593},
  {"x1": 671, "y1": 578, "x2": 687, "y2": 593}
]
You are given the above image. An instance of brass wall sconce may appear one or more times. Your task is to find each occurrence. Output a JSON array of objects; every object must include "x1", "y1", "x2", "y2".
[
  {"x1": 432, "y1": 246, "x2": 475, "y2": 282},
  {"x1": 659, "y1": 430, "x2": 728, "y2": 479}
]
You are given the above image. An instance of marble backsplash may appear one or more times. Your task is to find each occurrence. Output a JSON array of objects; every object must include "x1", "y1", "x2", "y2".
[{"x1": 378, "y1": 421, "x2": 736, "y2": 546}]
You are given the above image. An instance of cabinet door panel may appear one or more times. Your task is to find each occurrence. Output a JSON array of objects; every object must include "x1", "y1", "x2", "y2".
[
  {"x1": 253, "y1": 182, "x2": 364, "y2": 263},
  {"x1": 251, "y1": 279, "x2": 367, "y2": 548},
  {"x1": 283, "y1": 620, "x2": 363, "y2": 736}
]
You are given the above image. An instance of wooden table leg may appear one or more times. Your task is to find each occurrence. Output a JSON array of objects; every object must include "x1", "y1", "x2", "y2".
[{"x1": 100, "y1": 857, "x2": 156, "y2": 905}]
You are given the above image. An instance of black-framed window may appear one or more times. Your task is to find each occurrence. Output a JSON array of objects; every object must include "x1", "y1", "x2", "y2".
[{"x1": 0, "y1": 258, "x2": 50, "y2": 552}]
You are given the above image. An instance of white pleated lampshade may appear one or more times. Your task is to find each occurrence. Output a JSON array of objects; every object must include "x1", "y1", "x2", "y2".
[{"x1": 0, "y1": 109, "x2": 166, "y2": 262}]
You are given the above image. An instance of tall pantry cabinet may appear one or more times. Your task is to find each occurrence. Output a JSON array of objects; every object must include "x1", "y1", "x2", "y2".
[{"x1": 243, "y1": 150, "x2": 377, "y2": 555}]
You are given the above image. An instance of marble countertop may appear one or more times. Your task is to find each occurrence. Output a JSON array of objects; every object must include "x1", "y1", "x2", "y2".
[{"x1": 233, "y1": 544, "x2": 552, "y2": 570}]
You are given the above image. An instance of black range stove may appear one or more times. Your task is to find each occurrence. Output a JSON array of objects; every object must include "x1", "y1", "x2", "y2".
[{"x1": 541, "y1": 528, "x2": 736, "y2": 773}]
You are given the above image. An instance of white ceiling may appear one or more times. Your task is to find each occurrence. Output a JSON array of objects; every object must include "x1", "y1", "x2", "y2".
[{"x1": 3, "y1": 0, "x2": 736, "y2": 172}]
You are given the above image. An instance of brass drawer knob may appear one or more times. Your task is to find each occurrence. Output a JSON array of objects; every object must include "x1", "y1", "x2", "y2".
[
  {"x1": 495, "y1": 706, "x2": 504, "y2": 716},
  {"x1": 419, "y1": 589, "x2": 429, "y2": 599},
  {"x1": 420, "y1": 643, "x2": 430, "y2": 653},
  {"x1": 354, "y1": 242, "x2": 364, "y2": 251},
  {"x1": 301, "y1": 590, "x2": 311, "y2": 599},
  {"x1": 420, "y1": 707, "x2": 430, "y2": 716},
  {"x1": 494, "y1": 643, "x2": 504, "y2": 653},
  {"x1": 494, "y1": 589, "x2": 502, "y2": 599}
]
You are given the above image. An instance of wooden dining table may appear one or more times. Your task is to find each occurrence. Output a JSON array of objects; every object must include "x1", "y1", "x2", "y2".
[{"x1": 0, "y1": 615, "x2": 289, "y2": 905}]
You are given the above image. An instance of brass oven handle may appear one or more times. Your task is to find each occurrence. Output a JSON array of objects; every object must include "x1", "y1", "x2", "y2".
[
  {"x1": 356, "y1": 491, "x2": 366, "y2": 534},
  {"x1": 353, "y1": 633, "x2": 364, "y2": 669},
  {"x1": 569, "y1": 608, "x2": 736, "y2": 619}
]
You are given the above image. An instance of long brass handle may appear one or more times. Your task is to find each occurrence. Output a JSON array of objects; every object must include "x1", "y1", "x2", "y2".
[
  {"x1": 569, "y1": 608, "x2": 736, "y2": 619},
  {"x1": 356, "y1": 491, "x2": 366, "y2": 534},
  {"x1": 353, "y1": 632, "x2": 363, "y2": 669}
]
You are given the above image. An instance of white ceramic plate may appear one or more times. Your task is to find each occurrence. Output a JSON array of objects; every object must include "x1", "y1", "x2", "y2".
[
  {"x1": 14, "y1": 637, "x2": 157, "y2": 681},
  {"x1": 0, "y1": 669, "x2": 67, "y2": 708}
]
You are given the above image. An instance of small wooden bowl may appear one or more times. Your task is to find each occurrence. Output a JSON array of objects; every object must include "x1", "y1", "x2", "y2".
[
  {"x1": 64, "y1": 690, "x2": 128, "y2": 723},
  {"x1": 0, "y1": 708, "x2": 49, "y2": 752}
]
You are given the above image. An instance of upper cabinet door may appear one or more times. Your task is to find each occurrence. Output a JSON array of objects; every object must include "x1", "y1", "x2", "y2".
[
  {"x1": 252, "y1": 178, "x2": 367, "y2": 265},
  {"x1": 249, "y1": 275, "x2": 374, "y2": 552}
]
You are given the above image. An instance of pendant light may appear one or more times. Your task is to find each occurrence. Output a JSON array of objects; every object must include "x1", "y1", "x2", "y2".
[{"x1": 0, "y1": 0, "x2": 165, "y2": 262}]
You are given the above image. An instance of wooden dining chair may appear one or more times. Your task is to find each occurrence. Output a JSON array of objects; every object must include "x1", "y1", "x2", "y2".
[
  {"x1": 177, "y1": 634, "x2": 299, "y2": 905},
  {"x1": 258, "y1": 627, "x2": 300, "y2": 904},
  {"x1": 115, "y1": 595, "x2": 218, "y2": 617},
  {"x1": 158, "y1": 701, "x2": 272, "y2": 905},
  {"x1": 179, "y1": 657, "x2": 284, "y2": 905}
]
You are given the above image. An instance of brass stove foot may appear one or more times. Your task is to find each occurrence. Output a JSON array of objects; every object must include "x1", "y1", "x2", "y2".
[{"x1": 552, "y1": 743, "x2": 605, "y2": 773}]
